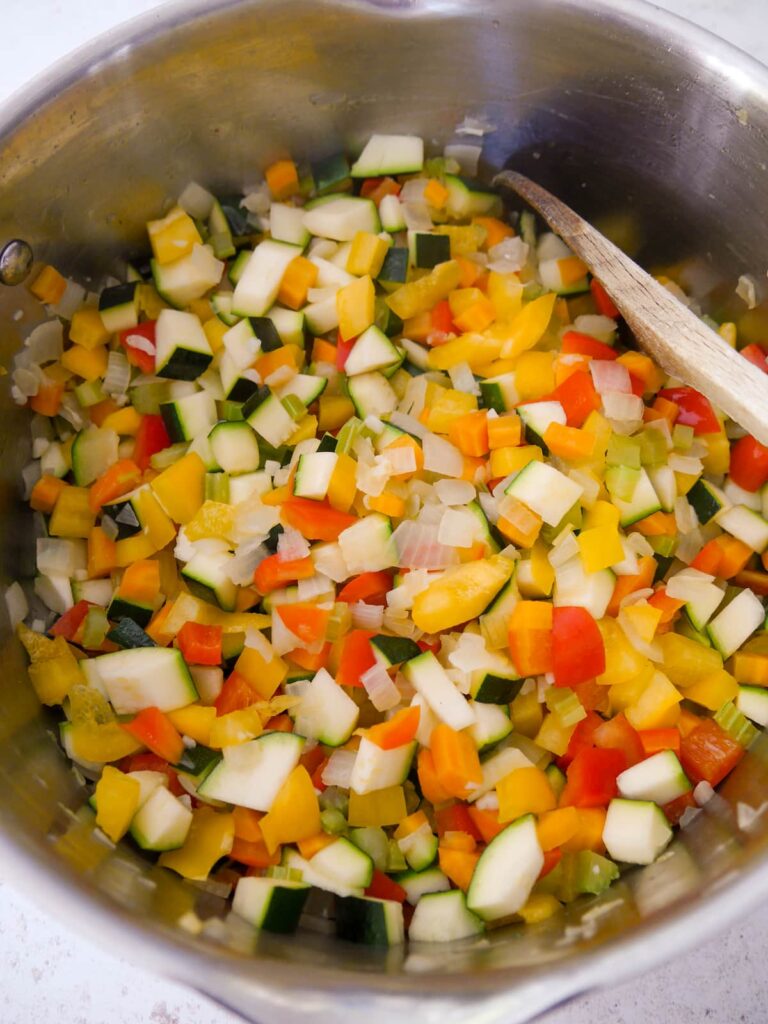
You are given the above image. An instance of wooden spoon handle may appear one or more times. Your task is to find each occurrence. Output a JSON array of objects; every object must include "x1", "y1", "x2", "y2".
[{"x1": 495, "y1": 169, "x2": 768, "y2": 446}]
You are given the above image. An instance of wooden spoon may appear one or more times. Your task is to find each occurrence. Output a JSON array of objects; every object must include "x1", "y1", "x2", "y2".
[{"x1": 494, "y1": 169, "x2": 768, "y2": 446}]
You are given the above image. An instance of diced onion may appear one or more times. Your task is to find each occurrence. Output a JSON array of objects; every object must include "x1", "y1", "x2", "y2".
[
  {"x1": 392, "y1": 521, "x2": 459, "y2": 569},
  {"x1": 26, "y1": 320, "x2": 64, "y2": 364},
  {"x1": 350, "y1": 601, "x2": 384, "y2": 630},
  {"x1": 602, "y1": 391, "x2": 644, "y2": 421},
  {"x1": 590, "y1": 360, "x2": 631, "y2": 395},
  {"x1": 448, "y1": 361, "x2": 480, "y2": 395},
  {"x1": 668, "y1": 454, "x2": 704, "y2": 475},
  {"x1": 437, "y1": 508, "x2": 478, "y2": 548},
  {"x1": 399, "y1": 377, "x2": 430, "y2": 421},
  {"x1": 548, "y1": 532, "x2": 579, "y2": 568},
  {"x1": 228, "y1": 541, "x2": 268, "y2": 586},
  {"x1": 422, "y1": 433, "x2": 463, "y2": 477},
  {"x1": 675, "y1": 528, "x2": 705, "y2": 565},
  {"x1": 477, "y1": 491, "x2": 499, "y2": 523},
  {"x1": 36, "y1": 537, "x2": 87, "y2": 577},
  {"x1": 674, "y1": 496, "x2": 699, "y2": 534},
  {"x1": 402, "y1": 201, "x2": 433, "y2": 231},
  {"x1": 381, "y1": 445, "x2": 416, "y2": 475},
  {"x1": 435, "y1": 479, "x2": 475, "y2": 506},
  {"x1": 361, "y1": 662, "x2": 402, "y2": 712},
  {"x1": 103, "y1": 351, "x2": 131, "y2": 396},
  {"x1": 572, "y1": 314, "x2": 617, "y2": 341},
  {"x1": 321, "y1": 749, "x2": 357, "y2": 789},
  {"x1": 487, "y1": 236, "x2": 529, "y2": 273},
  {"x1": 297, "y1": 573, "x2": 335, "y2": 603},
  {"x1": 5, "y1": 582, "x2": 28, "y2": 628},
  {"x1": 694, "y1": 781, "x2": 715, "y2": 806},
  {"x1": 21, "y1": 460, "x2": 41, "y2": 499},
  {"x1": 178, "y1": 181, "x2": 215, "y2": 219},
  {"x1": 736, "y1": 274, "x2": 758, "y2": 310}
]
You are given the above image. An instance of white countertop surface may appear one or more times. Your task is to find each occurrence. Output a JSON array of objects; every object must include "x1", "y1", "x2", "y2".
[{"x1": 2, "y1": 1, "x2": 768, "y2": 1022}]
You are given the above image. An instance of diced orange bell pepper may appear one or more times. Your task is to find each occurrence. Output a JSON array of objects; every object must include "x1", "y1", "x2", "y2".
[
  {"x1": 119, "y1": 559, "x2": 161, "y2": 604},
  {"x1": 87, "y1": 526, "x2": 117, "y2": 578},
  {"x1": 287, "y1": 643, "x2": 331, "y2": 673},
  {"x1": 121, "y1": 707, "x2": 184, "y2": 764},
  {"x1": 265, "y1": 159, "x2": 300, "y2": 200},
  {"x1": 367, "y1": 706, "x2": 420, "y2": 749},
  {"x1": 631, "y1": 512, "x2": 677, "y2": 537},
  {"x1": 467, "y1": 805, "x2": 505, "y2": 843},
  {"x1": 29, "y1": 376, "x2": 64, "y2": 416},
  {"x1": 88, "y1": 459, "x2": 143, "y2": 513},
  {"x1": 30, "y1": 475, "x2": 68, "y2": 513},
  {"x1": 278, "y1": 256, "x2": 318, "y2": 310},
  {"x1": 607, "y1": 556, "x2": 656, "y2": 616},
  {"x1": 231, "y1": 836, "x2": 280, "y2": 868},
  {"x1": 542, "y1": 422, "x2": 595, "y2": 461},
  {"x1": 253, "y1": 553, "x2": 315, "y2": 594},
  {"x1": 487, "y1": 413, "x2": 522, "y2": 450},
  {"x1": 282, "y1": 497, "x2": 358, "y2": 541},
  {"x1": 472, "y1": 216, "x2": 515, "y2": 250},
  {"x1": 448, "y1": 410, "x2": 489, "y2": 457},
  {"x1": 29, "y1": 264, "x2": 67, "y2": 304},
  {"x1": 417, "y1": 747, "x2": 453, "y2": 805},
  {"x1": 508, "y1": 600, "x2": 553, "y2": 675},
  {"x1": 438, "y1": 847, "x2": 480, "y2": 891},
  {"x1": 277, "y1": 603, "x2": 330, "y2": 646},
  {"x1": 430, "y1": 723, "x2": 483, "y2": 799}
]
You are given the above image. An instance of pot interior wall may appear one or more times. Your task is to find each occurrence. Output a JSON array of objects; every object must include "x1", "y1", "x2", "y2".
[{"x1": 2, "y1": 0, "x2": 768, "y2": 1002}]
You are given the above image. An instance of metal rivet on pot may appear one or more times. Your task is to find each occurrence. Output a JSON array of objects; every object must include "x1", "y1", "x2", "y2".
[{"x1": 0, "y1": 239, "x2": 34, "y2": 286}]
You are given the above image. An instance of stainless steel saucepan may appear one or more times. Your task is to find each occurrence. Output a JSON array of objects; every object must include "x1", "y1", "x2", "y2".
[{"x1": 2, "y1": 2, "x2": 768, "y2": 1021}]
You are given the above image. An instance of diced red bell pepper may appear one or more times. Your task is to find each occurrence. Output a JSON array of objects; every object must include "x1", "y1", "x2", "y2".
[
  {"x1": 336, "y1": 629, "x2": 376, "y2": 688},
  {"x1": 553, "y1": 368, "x2": 602, "y2": 427},
  {"x1": 538, "y1": 847, "x2": 563, "y2": 879},
  {"x1": 50, "y1": 599, "x2": 92, "y2": 640},
  {"x1": 253, "y1": 553, "x2": 315, "y2": 594},
  {"x1": 558, "y1": 711, "x2": 604, "y2": 770},
  {"x1": 336, "y1": 333, "x2": 357, "y2": 370},
  {"x1": 730, "y1": 435, "x2": 768, "y2": 492},
  {"x1": 133, "y1": 414, "x2": 171, "y2": 471},
  {"x1": 628, "y1": 373, "x2": 645, "y2": 397},
  {"x1": 231, "y1": 837, "x2": 280, "y2": 868},
  {"x1": 214, "y1": 671, "x2": 260, "y2": 715},
  {"x1": 561, "y1": 330, "x2": 618, "y2": 360},
  {"x1": 365, "y1": 869, "x2": 407, "y2": 903},
  {"x1": 657, "y1": 386, "x2": 720, "y2": 434},
  {"x1": 119, "y1": 321, "x2": 156, "y2": 375},
  {"x1": 121, "y1": 706, "x2": 184, "y2": 765},
  {"x1": 282, "y1": 497, "x2": 358, "y2": 541},
  {"x1": 593, "y1": 712, "x2": 645, "y2": 767},
  {"x1": 561, "y1": 747, "x2": 627, "y2": 808},
  {"x1": 337, "y1": 571, "x2": 393, "y2": 605},
  {"x1": 638, "y1": 730, "x2": 681, "y2": 762},
  {"x1": 359, "y1": 177, "x2": 401, "y2": 204},
  {"x1": 431, "y1": 299, "x2": 456, "y2": 336},
  {"x1": 680, "y1": 717, "x2": 745, "y2": 786},
  {"x1": 118, "y1": 752, "x2": 184, "y2": 795},
  {"x1": 590, "y1": 279, "x2": 620, "y2": 319},
  {"x1": 552, "y1": 606, "x2": 606, "y2": 687},
  {"x1": 662, "y1": 790, "x2": 697, "y2": 825},
  {"x1": 434, "y1": 802, "x2": 483, "y2": 841},
  {"x1": 176, "y1": 621, "x2": 223, "y2": 666},
  {"x1": 740, "y1": 343, "x2": 768, "y2": 374}
]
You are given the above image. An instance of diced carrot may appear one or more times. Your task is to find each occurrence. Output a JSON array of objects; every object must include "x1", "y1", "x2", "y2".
[
  {"x1": 254, "y1": 345, "x2": 301, "y2": 381},
  {"x1": 648, "y1": 586, "x2": 685, "y2": 625},
  {"x1": 29, "y1": 377, "x2": 64, "y2": 416},
  {"x1": 487, "y1": 413, "x2": 522, "y2": 450},
  {"x1": 631, "y1": 511, "x2": 678, "y2": 537},
  {"x1": 265, "y1": 159, "x2": 300, "y2": 200},
  {"x1": 607, "y1": 556, "x2": 656, "y2": 616},
  {"x1": 277, "y1": 256, "x2": 318, "y2": 310},
  {"x1": 542, "y1": 422, "x2": 595, "y2": 461},
  {"x1": 30, "y1": 475, "x2": 68, "y2": 513},
  {"x1": 88, "y1": 458, "x2": 142, "y2": 513},
  {"x1": 367, "y1": 706, "x2": 420, "y2": 750},
  {"x1": 29, "y1": 264, "x2": 67, "y2": 304},
  {"x1": 448, "y1": 410, "x2": 489, "y2": 457},
  {"x1": 312, "y1": 337, "x2": 338, "y2": 364}
]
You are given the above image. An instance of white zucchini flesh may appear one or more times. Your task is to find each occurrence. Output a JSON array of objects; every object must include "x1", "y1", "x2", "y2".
[
  {"x1": 466, "y1": 815, "x2": 543, "y2": 921},
  {"x1": 617, "y1": 750, "x2": 691, "y2": 806},
  {"x1": 602, "y1": 798, "x2": 672, "y2": 865}
]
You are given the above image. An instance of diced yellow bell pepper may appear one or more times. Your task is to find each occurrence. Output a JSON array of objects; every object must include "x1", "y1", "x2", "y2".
[
  {"x1": 517, "y1": 893, "x2": 562, "y2": 924},
  {"x1": 675, "y1": 472, "x2": 698, "y2": 496},
  {"x1": 346, "y1": 232, "x2": 389, "y2": 278},
  {"x1": 61, "y1": 344, "x2": 108, "y2": 382},
  {"x1": 449, "y1": 288, "x2": 485, "y2": 318},
  {"x1": 534, "y1": 712, "x2": 576, "y2": 756},
  {"x1": 497, "y1": 766, "x2": 556, "y2": 822},
  {"x1": 235, "y1": 645, "x2": 288, "y2": 700},
  {"x1": 148, "y1": 206, "x2": 203, "y2": 265},
  {"x1": 337, "y1": 274, "x2": 375, "y2": 341},
  {"x1": 732, "y1": 634, "x2": 768, "y2": 685},
  {"x1": 386, "y1": 260, "x2": 462, "y2": 320},
  {"x1": 500, "y1": 293, "x2": 557, "y2": 359},
  {"x1": 66, "y1": 721, "x2": 143, "y2": 762},
  {"x1": 151, "y1": 452, "x2": 207, "y2": 525},
  {"x1": 188, "y1": 297, "x2": 212, "y2": 322},
  {"x1": 433, "y1": 224, "x2": 486, "y2": 257},
  {"x1": 719, "y1": 321, "x2": 737, "y2": 347},
  {"x1": 491, "y1": 444, "x2": 543, "y2": 480},
  {"x1": 625, "y1": 670, "x2": 682, "y2": 730},
  {"x1": 657, "y1": 632, "x2": 723, "y2": 688},
  {"x1": 94, "y1": 766, "x2": 141, "y2": 842},
  {"x1": 49, "y1": 486, "x2": 95, "y2": 539},
  {"x1": 428, "y1": 332, "x2": 503, "y2": 371},
  {"x1": 135, "y1": 487, "x2": 176, "y2": 550},
  {"x1": 584, "y1": 500, "x2": 620, "y2": 531},
  {"x1": 160, "y1": 807, "x2": 235, "y2": 880},
  {"x1": 366, "y1": 491, "x2": 405, "y2": 518},
  {"x1": 28, "y1": 648, "x2": 84, "y2": 705},
  {"x1": 487, "y1": 271, "x2": 524, "y2": 321},
  {"x1": 137, "y1": 283, "x2": 168, "y2": 319},
  {"x1": 209, "y1": 706, "x2": 264, "y2": 748},
  {"x1": 608, "y1": 674, "x2": 652, "y2": 713},
  {"x1": 510, "y1": 688, "x2": 544, "y2": 737},
  {"x1": 17, "y1": 623, "x2": 66, "y2": 663},
  {"x1": 621, "y1": 602, "x2": 663, "y2": 644},
  {"x1": 517, "y1": 541, "x2": 555, "y2": 599},
  {"x1": 203, "y1": 316, "x2": 228, "y2": 354},
  {"x1": 581, "y1": 410, "x2": 612, "y2": 465},
  {"x1": 69, "y1": 308, "x2": 111, "y2": 349},
  {"x1": 318, "y1": 394, "x2": 355, "y2": 432},
  {"x1": 515, "y1": 350, "x2": 556, "y2": 401},
  {"x1": 101, "y1": 406, "x2": 142, "y2": 436},
  {"x1": 412, "y1": 555, "x2": 514, "y2": 634},
  {"x1": 326, "y1": 452, "x2": 357, "y2": 512},
  {"x1": 348, "y1": 785, "x2": 407, "y2": 827},
  {"x1": 287, "y1": 413, "x2": 319, "y2": 446},
  {"x1": 597, "y1": 617, "x2": 653, "y2": 687},
  {"x1": 168, "y1": 704, "x2": 217, "y2": 745},
  {"x1": 685, "y1": 669, "x2": 739, "y2": 711},
  {"x1": 701, "y1": 431, "x2": 731, "y2": 476},
  {"x1": 184, "y1": 501, "x2": 235, "y2": 541},
  {"x1": 423, "y1": 388, "x2": 478, "y2": 434},
  {"x1": 115, "y1": 531, "x2": 157, "y2": 567},
  {"x1": 453, "y1": 296, "x2": 496, "y2": 334},
  {"x1": 30, "y1": 264, "x2": 67, "y2": 305},
  {"x1": 578, "y1": 527, "x2": 624, "y2": 574},
  {"x1": 259, "y1": 766, "x2": 321, "y2": 854}
]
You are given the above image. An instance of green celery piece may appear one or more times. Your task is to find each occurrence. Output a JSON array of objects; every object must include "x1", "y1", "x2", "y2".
[
  {"x1": 606, "y1": 434, "x2": 642, "y2": 468},
  {"x1": 672, "y1": 423, "x2": 694, "y2": 451},
  {"x1": 80, "y1": 607, "x2": 109, "y2": 649},
  {"x1": 605, "y1": 464, "x2": 641, "y2": 502},
  {"x1": 336, "y1": 416, "x2": 364, "y2": 454},
  {"x1": 544, "y1": 687, "x2": 587, "y2": 727},
  {"x1": 640, "y1": 427, "x2": 668, "y2": 466},
  {"x1": 714, "y1": 701, "x2": 759, "y2": 747},
  {"x1": 320, "y1": 807, "x2": 347, "y2": 835},
  {"x1": 573, "y1": 850, "x2": 620, "y2": 896},
  {"x1": 281, "y1": 394, "x2": 306, "y2": 421},
  {"x1": 386, "y1": 838, "x2": 408, "y2": 873}
]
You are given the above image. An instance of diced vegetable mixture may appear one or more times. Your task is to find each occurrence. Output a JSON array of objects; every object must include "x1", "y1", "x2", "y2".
[{"x1": 8, "y1": 131, "x2": 768, "y2": 946}]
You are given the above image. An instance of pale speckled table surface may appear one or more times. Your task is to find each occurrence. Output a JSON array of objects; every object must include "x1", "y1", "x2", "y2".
[{"x1": 1, "y1": 1, "x2": 768, "y2": 1021}]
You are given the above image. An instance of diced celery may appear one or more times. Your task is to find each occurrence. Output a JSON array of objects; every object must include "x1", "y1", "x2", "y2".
[
  {"x1": 74, "y1": 379, "x2": 107, "y2": 409},
  {"x1": 605, "y1": 464, "x2": 641, "y2": 502},
  {"x1": 606, "y1": 435, "x2": 641, "y2": 468},
  {"x1": 150, "y1": 442, "x2": 189, "y2": 470},
  {"x1": 220, "y1": 400, "x2": 245, "y2": 422},
  {"x1": 320, "y1": 806, "x2": 347, "y2": 835},
  {"x1": 281, "y1": 395, "x2": 306, "y2": 421},
  {"x1": 714, "y1": 701, "x2": 759, "y2": 747},
  {"x1": 639, "y1": 428, "x2": 667, "y2": 467},
  {"x1": 336, "y1": 417, "x2": 364, "y2": 454},
  {"x1": 81, "y1": 607, "x2": 109, "y2": 649},
  {"x1": 673, "y1": 423, "x2": 694, "y2": 451},
  {"x1": 130, "y1": 380, "x2": 172, "y2": 415},
  {"x1": 544, "y1": 687, "x2": 586, "y2": 727},
  {"x1": 205, "y1": 472, "x2": 230, "y2": 503}
]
